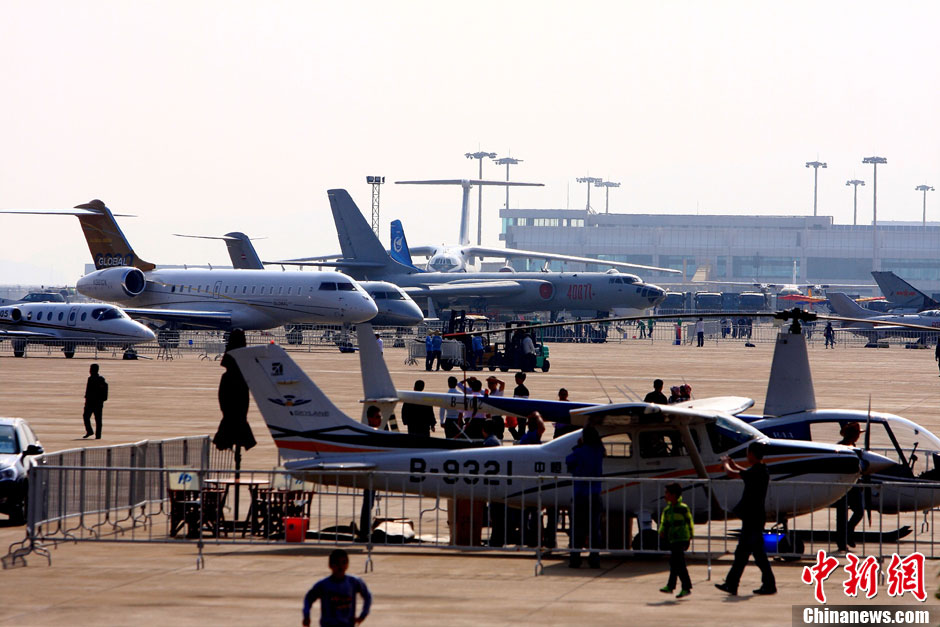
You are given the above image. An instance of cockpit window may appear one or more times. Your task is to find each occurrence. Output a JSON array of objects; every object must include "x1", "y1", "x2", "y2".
[
  {"x1": 319, "y1": 282, "x2": 336, "y2": 291},
  {"x1": 336, "y1": 282, "x2": 356, "y2": 291},
  {"x1": 602, "y1": 433, "x2": 633, "y2": 458},
  {"x1": 706, "y1": 417, "x2": 761, "y2": 453},
  {"x1": 97, "y1": 308, "x2": 123, "y2": 321},
  {"x1": 369, "y1": 292, "x2": 386, "y2": 300}
]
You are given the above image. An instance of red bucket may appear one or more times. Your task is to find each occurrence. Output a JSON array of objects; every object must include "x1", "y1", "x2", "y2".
[{"x1": 284, "y1": 517, "x2": 309, "y2": 543}]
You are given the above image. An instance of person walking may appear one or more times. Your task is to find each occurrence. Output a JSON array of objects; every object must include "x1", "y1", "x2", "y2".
[
  {"x1": 440, "y1": 376, "x2": 461, "y2": 438},
  {"x1": 659, "y1": 483, "x2": 694, "y2": 598},
  {"x1": 824, "y1": 322, "x2": 835, "y2": 349},
  {"x1": 508, "y1": 372, "x2": 530, "y2": 440},
  {"x1": 302, "y1": 548, "x2": 371, "y2": 627},
  {"x1": 695, "y1": 317, "x2": 705, "y2": 347},
  {"x1": 82, "y1": 363, "x2": 108, "y2": 439},
  {"x1": 430, "y1": 332, "x2": 443, "y2": 371},
  {"x1": 835, "y1": 422, "x2": 865, "y2": 551},
  {"x1": 715, "y1": 441, "x2": 776, "y2": 596}
]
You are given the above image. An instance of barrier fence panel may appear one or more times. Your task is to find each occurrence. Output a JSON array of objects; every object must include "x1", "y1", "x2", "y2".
[{"x1": 10, "y1": 463, "x2": 940, "y2": 573}]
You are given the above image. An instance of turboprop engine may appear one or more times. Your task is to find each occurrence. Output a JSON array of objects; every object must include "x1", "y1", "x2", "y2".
[{"x1": 76, "y1": 267, "x2": 147, "y2": 300}]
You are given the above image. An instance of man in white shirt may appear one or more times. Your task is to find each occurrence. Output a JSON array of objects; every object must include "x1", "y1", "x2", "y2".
[
  {"x1": 695, "y1": 318, "x2": 705, "y2": 347},
  {"x1": 440, "y1": 376, "x2": 462, "y2": 439}
]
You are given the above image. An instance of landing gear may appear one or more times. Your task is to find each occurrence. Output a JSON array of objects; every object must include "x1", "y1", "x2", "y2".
[
  {"x1": 63, "y1": 341, "x2": 75, "y2": 358},
  {"x1": 12, "y1": 339, "x2": 26, "y2": 358},
  {"x1": 631, "y1": 528, "x2": 661, "y2": 552}
]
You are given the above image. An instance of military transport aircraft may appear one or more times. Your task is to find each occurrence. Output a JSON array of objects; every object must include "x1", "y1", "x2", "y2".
[
  {"x1": 0, "y1": 302, "x2": 155, "y2": 357},
  {"x1": 871, "y1": 271, "x2": 940, "y2": 313},
  {"x1": 230, "y1": 323, "x2": 892, "y2": 552},
  {"x1": 1, "y1": 201, "x2": 378, "y2": 331},
  {"x1": 828, "y1": 292, "x2": 940, "y2": 343},
  {"x1": 270, "y1": 189, "x2": 670, "y2": 317}
]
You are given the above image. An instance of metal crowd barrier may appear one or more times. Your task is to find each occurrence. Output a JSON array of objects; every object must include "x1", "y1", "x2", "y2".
[{"x1": 9, "y1": 463, "x2": 940, "y2": 574}]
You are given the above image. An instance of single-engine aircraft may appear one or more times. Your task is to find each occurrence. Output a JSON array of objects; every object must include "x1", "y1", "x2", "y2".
[{"x1": 230, "y1": 323, "x2": 892, "y2": 551}]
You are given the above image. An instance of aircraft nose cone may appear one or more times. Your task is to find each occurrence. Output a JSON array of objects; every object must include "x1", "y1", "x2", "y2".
[
  {"x1": 351, "y1": 295, "x2": 379, "y2": 323},
  {"x1": 645, "y1": 284, "x2": 666, "y2": 305},
  {"x1": 858, "y1": 449, "x2": 896, "y2": 475},
  {"x1": 402, "y1": 302, "x2": 425, "y2": 326}
]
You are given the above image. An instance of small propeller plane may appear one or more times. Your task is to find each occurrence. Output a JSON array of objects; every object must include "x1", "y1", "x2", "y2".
[{"x1": 230, "y1": 323, "x2": 892, "y2": 550}]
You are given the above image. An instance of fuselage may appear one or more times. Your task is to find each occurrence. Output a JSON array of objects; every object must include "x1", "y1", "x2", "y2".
[
  {"x1": 0, "y1": 303, "x2": 156, "y2": 346},
  {"x1": 77, "y1": 268, "x2": 379, "y2": 330},
  {"x1": 392, "y1": 270, "x2": 666, "y2": 313},
  {"x1": 359, "y1": 281, "x2": 424, "y2": 326}
]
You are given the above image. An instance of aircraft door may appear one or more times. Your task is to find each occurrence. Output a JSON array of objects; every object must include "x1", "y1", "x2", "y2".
[
  {"x1": 213, "y1": 281, "x2": 222, "y2": 299},
  {"x1": 67, "y1": 306, "x2": 79, "y2": 327}
]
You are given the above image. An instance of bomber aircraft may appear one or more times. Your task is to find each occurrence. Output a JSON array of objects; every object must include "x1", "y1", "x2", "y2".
[{"x1": 270, "y1": 189, "x2": 671, "y2": 318}]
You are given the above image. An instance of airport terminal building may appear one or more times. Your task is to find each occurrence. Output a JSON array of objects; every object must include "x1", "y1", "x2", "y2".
[{"x1": 499, "y1": 209, "x2": 940, "y2": 297}]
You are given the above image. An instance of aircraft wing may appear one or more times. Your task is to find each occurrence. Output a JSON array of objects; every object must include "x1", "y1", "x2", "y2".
[
  {"x1": 462, "y1": 245, "x2": 681, "y2": 275},
  {"x1": 672, "y1": 396, "x2": 755, "y2": 415},
  {"x1": 123, "y1": 308, "x2": 233, "y2": 330},
  {"x1": 262, "y1": 258, "x2": 388, "y2": 269},
  {"x1": 0, "y1": 329, "x2": 57, "y2": 338},
  {"x1": 401, "y1": 280, "x2": 540, "y2": 298},
  {"x1": 406, "y1": 246, "x2": 438, "y2": 258},
  {"x1": 569, "y1": 401, "x2": 725, "y2": 427},
  {"x1": 397, "y1": 390, "x2": 594, "y2": 422}
]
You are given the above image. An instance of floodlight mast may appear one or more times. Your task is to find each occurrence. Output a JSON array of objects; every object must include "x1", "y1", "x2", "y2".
[
  {"x1": 465, "y1": 150, "x2": 497, "y2": 245},
  {"x1": 594, "y1": 180, "x2": 621, "y2": 214},
  {"x1": 576, "y1": 176, "x2": 603, "y2": 213},
  {"x1": 805, "y1": 160, "x2": 827, "y2": 217},
  {"x1": 366, "y1": 176, "x2": 385, "y2": 237},
  {"x1": 862, "y1": 156, "x2": 887, "y2": 270},
  {"x1": 845, "y1": 179, "x2": 865, "y2": 226},
  {"x1": 916, "y1": 184, "x2": 934, "y2": 228},
  {"x1": 493, "y1": 156, "x2": 523, "y2": 209}
]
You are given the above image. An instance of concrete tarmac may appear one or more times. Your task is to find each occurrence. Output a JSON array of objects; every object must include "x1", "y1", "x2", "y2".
[{"x1": 2, "y1": 338, "x2": 939, "y2": 625}]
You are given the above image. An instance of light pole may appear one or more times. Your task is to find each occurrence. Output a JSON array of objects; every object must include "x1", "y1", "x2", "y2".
[
  {"x1": 845, "y1": 179, "x2": 865, "y2": 226},
  {"x1": 863, "y1": 156, "x2": 887, "y2": 270},
  {"x1": 465, "y1": 151, "x2": 497, "y2": 245},
  {"x1": 492, "y1": 156, "x2": 522, "y2": 209},
  {"x1": 366, "y1": 176, "x2": 385, "y2": 237},
  {"x1": 576, "y1": 176, "x2": 603, "y2": 213},
  {"x1": 916, "y1": 184, "x2": 934, "y2": 228},
  {"x1": 594, "y1": 180, "x2": 621, "y2": 214},
  {"x1": 805, "y1": 160, "x2": 827, "y2": 216}
]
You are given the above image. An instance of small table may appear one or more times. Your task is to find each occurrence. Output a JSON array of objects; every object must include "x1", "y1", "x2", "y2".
[{"x1": 205, "y1": 476, "x2": 270, "y2": 536}]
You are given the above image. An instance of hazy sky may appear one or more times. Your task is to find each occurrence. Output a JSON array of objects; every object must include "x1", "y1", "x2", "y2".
[{"x1": 2, "y1": 1, "x2": 938, "y2": 285}]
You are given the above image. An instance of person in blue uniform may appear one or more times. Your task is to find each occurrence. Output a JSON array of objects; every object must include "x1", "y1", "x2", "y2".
[{"x1": 302, "y1": 549, "x2": 371, "y2": 626}]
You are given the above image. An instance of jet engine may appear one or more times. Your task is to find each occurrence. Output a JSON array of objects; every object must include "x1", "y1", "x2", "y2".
[
  {"x1": 7, "y1": 307, "x2": 22, "y2": 322},
  {"x1": 76, "y1": 267, "x2": 147, "y2": 300}
]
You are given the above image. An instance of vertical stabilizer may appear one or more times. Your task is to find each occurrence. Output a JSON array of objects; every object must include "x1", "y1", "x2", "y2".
[
  {"x1": 389, "y1": 220, "x2": 419, "y2": 270},
  {"x1": 223, "y1": 232, "x2": 264, "y2": 270},
  {"x1": 228, "y1": 343, "x2": 360, "y2": 460},
  {"x1": 828, "y1": 292, "x2": 876, "y2": 318},
  {"x1": 763, "y1": 330, "x2": 816, "y2": 416},
  {"x1": 871, "y1": 271, "x2": 939, "y2": 311},
  {"x1": 73, "y1": 200, "x2": 156, "y2": 271},
  {"x1": 327, "y1": 189, "x2": 413, "y2": 279},
  {"x1": 356, "y1": 323, "x2": 399, "y2": 428}
]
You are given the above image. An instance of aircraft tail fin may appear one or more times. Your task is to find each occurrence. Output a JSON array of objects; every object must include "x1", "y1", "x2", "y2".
[
  {"x1": 70, "y1": 200, "x2": 156, "y2": 271},
  {"x1": 764, "y1": 329, "x2": 816, "y2": 416},
  {"x1": 871, "y1": 271, "x2": 939, "y2": 311},
  {"x1": 228, "y1": 343, "x2": 386, "y2": 460},
  {"x1": 221, "y1": 232, "x2": 264, "y2": 270},
  {"x1": 356, "y1": 323, "x2": 399, "y2": 428},
  {"x1": 327, "y1": 189, "x2": 414, "y2": 279},
  {"x1": 828, "y1": 292, "x2": 875, "y2": 318},
  {"x1": 389, "y1": 220, "x2": 419, "y2": 269}
]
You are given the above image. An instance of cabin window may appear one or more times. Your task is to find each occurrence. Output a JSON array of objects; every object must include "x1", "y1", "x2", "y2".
[
  {"x1": 601, "y1": 433, "x2": 632, "y2": 458},
  {"x1": 638, "y1": 429, "x2": 697, "y2": 458},
  {"x1": 251, "y1": 286, "x2": 256, "y2": 294},
  {"x1": 171, "y1": 286, "x2": 176, "y2": 293},
  {"x1": 36, "y1": 312, "x2": 43, "y2": 321},
  {"x1": 287, "y1": 287, "x2": 292, "y2": 295},
  {"x1": 81, "y1": 312, "x2": 87, "y2": 321},
  {"x1": 278, "y1": 286, "x2": 283, "y2": 295},
  {"x1": 26, "y1": 311, "x2": 32, "y2": 320},
  {"x1": 319, "y1": 282, "x2": 336, "y2": 291},
  {"x1": 242, "y1": 286, "x2": 247, "y2": 294},
  {"x1": 225, "y1": 286, "x2": 229, "y2": 294},
  {"x1": 69, "y1": 311, "x2": 75, "y2": 322},
  {"x1": 58, "y1": 312, "x2": 64, "y2": 321},
  {"x1": 205, "y1": 285, "x2": 209, "y2": 293},
  {"x1": 188, "y1": 285, "x2": 193, "y2": 293}
]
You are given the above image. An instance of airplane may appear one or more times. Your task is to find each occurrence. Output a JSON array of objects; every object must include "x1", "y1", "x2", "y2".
[
  {"x1": 270, "y1": 189, "x2": 670, "y2": 317},
  {"x1": 871, "y1": 271, "x2": 940, "y2": 313},
  {"x1": 389, "y1": 179, "x2": 679, "y2": 275},
  {"x1": 229, "y1": 323, "x2": 892, "y2": 552},
  {"x1": 178, "y1": 231, "x2": 424, "y2": 327},
  {"x1": 0, "y1": 302, "x2": 156, "y2": 358},
  {"x1": 694, "y1": 262, "x2": 874, "y2": 298},
  {"x1": 827, "y1": 292, "x2": 940, "y2": 343},
  {"x1": 0, "y1": 201, "x2": 379, "y2": 331},
  {"x1": 402, "y1": 308, "x2": 940, "y2": 515}
]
